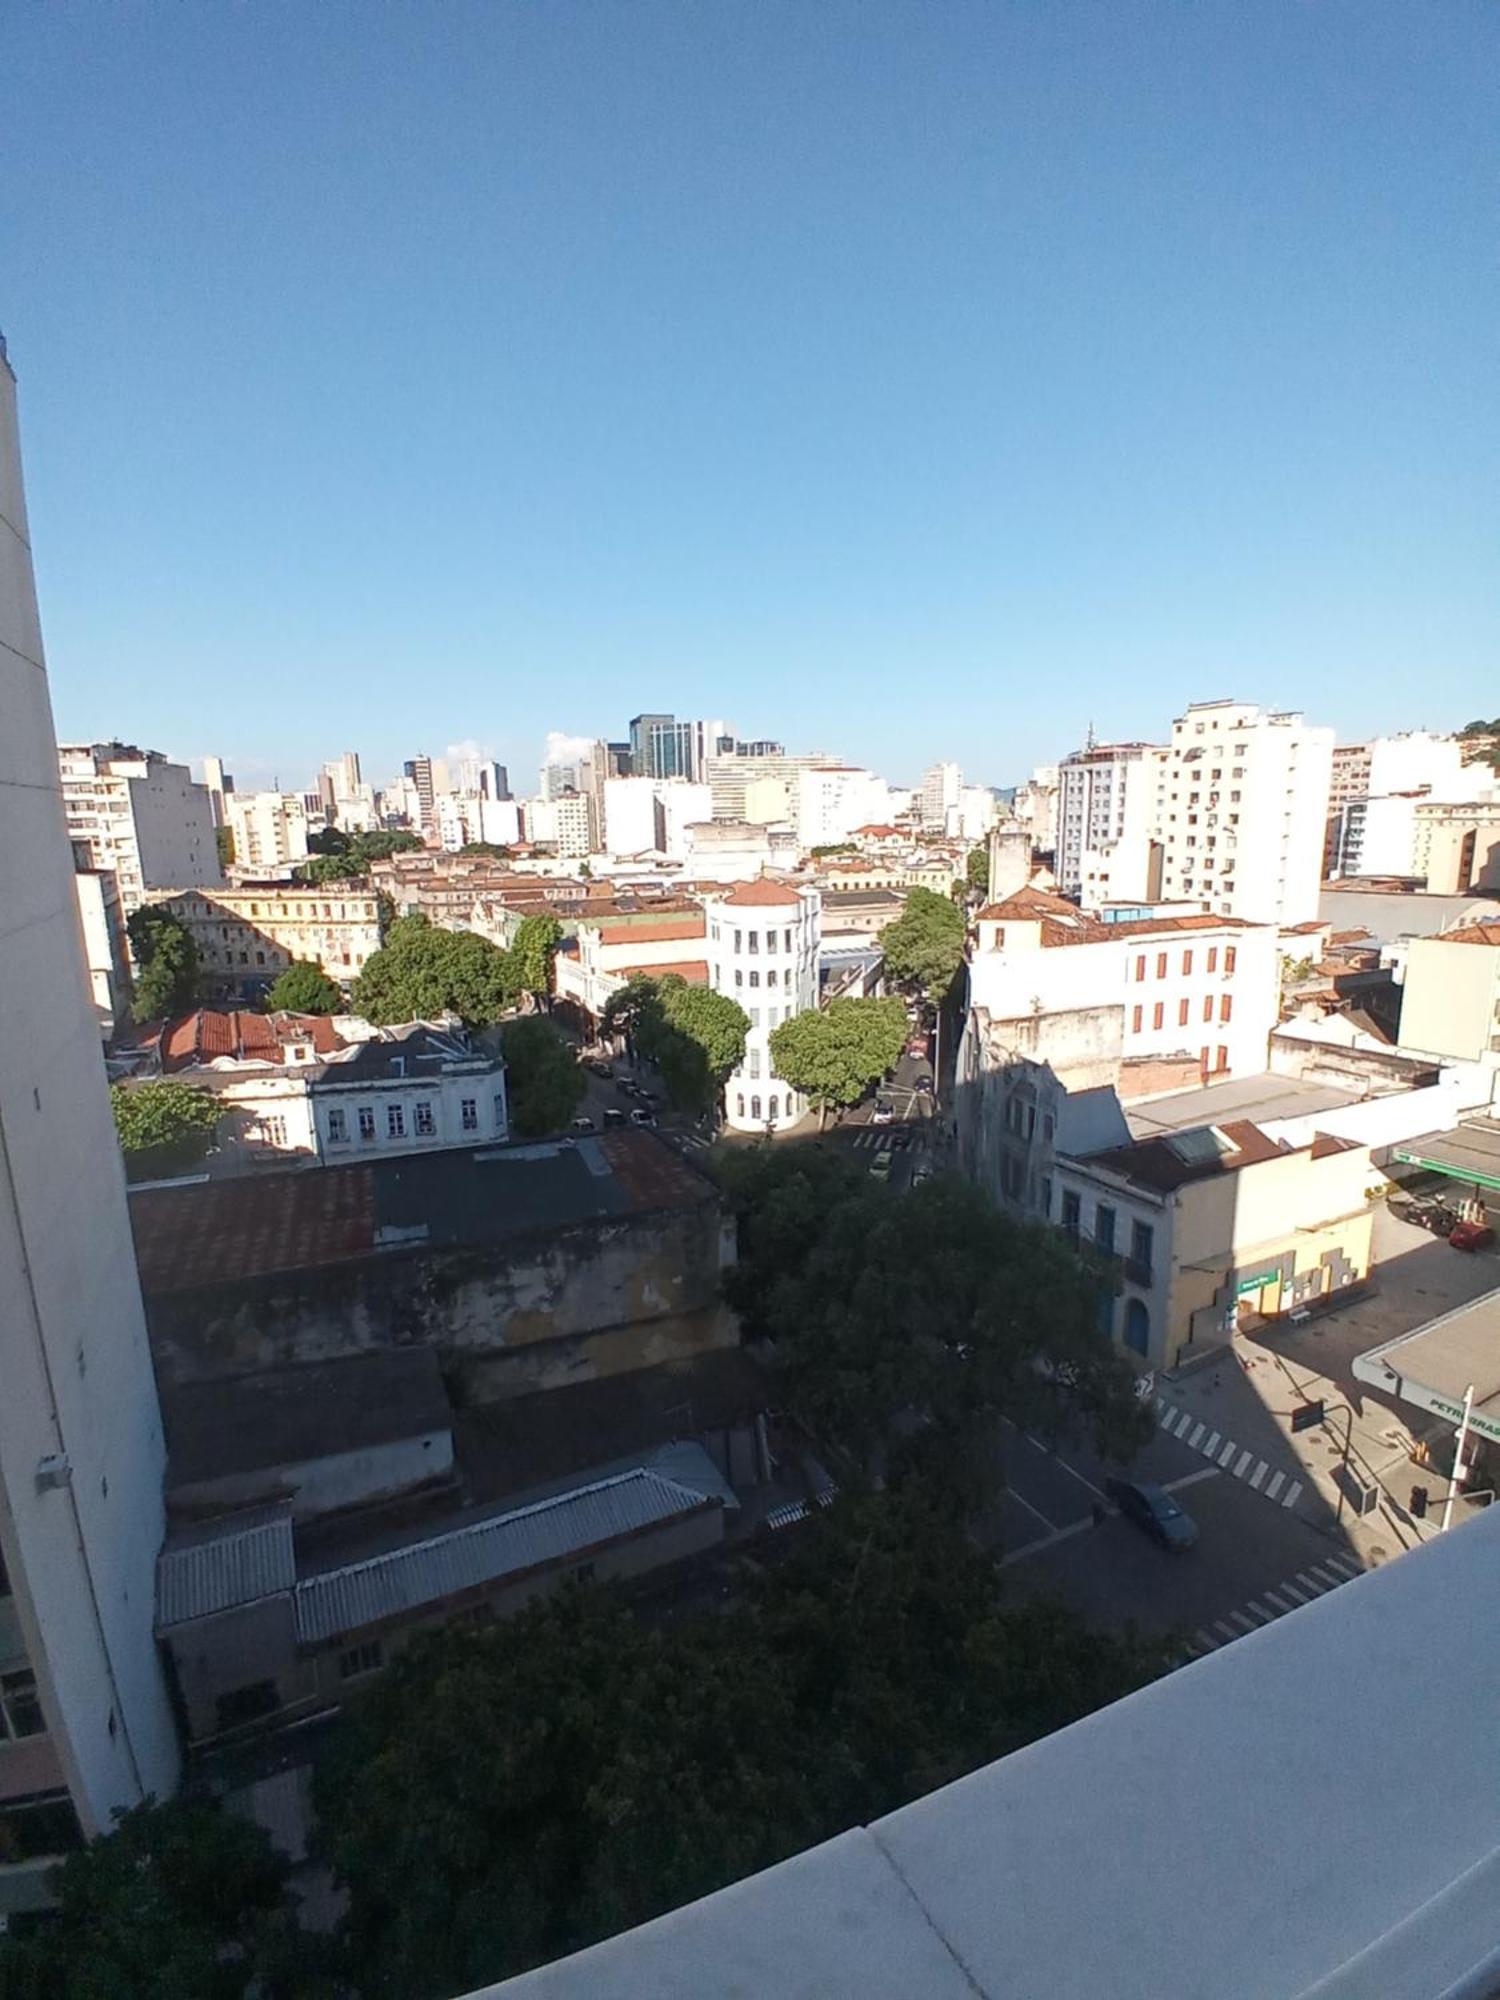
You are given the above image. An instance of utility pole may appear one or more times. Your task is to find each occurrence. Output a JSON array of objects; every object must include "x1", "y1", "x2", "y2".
[{"x1": 1440, "y1": 1383, "x2": 1476, "y2": 1534}]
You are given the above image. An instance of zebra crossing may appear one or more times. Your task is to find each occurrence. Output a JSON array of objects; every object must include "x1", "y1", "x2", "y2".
[
  {"x1": 1189, "y1": 1551, "x2": 1368, "y2": 1656},
  {"x1": 850, "y1": 1128, "x2": 910, "y2": 1151},
  {"x1": 1155, "y1": 1397, "x2": 1304, "y2": 1513}
]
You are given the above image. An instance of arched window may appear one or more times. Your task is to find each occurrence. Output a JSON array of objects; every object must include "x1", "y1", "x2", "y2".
[
  {"x1": 736, "y1": 1093, "x2": 745, "y2": 1117},
  {"x1": 1124, "y1": 1297, "x2": 1150, "y2": 1356},
  {"x1": 751, "y1": 1095, "x2": 761, "y2": 1120},
  {"x1": 768, "y1": 1095, "x2": 779, "y2": 1121}
]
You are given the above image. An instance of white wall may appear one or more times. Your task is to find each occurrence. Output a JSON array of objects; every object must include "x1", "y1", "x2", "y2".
[
  {"x1": 656, "y1": 781, "x2": 713, "y2": 861},
  {"x1": 604, "y1": 777, "x2": 661, "y2": 856},
  {"x1": 0, "y1": 348, "x2": 180, "y2": 1848},
  {"x1": 706, "y1": 889, "x2": 821, "y2": 1132}
]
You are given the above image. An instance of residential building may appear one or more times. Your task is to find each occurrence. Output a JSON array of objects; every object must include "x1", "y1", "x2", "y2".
[
  {"x1": 603, "y1": 776, "x2": 662, "y2": 857},
  {"x1": 1398, "y1": 924, "x2": 1500, "y2": 1064},
  {"x1": 795, "y1": 767, "x2": 893, "y2": 850},
  {"x1": 1149, "y1": 700, "x2": 1333, "y2": 926},
  {"x1": 1012, "y1": 764, "x2": 1060, "y2": 853},
  {"x1": 0, "y1": 339, "x2": 180, "y2": 1914},
  {"x1": 310, "y1": 1024, "x2": 508, "y2": 1161},
  {"x1": 682, "y1": 820, "x2": 796, "y2": 882},
  {"x1": 703, "y1": 750, "x2": 839, "y2": 822},
  {"x1": 1412, "y1": 801, "x2": 1500, "y2": 893},
  {"x1": 1056, "y1": 741, "x2": 1165, "y2": 901},
  {"x1": 956, "y1": 785, "x2": 998, "y2": 842},
  {"x1": 403, "y1": 754, "x2": 445, "y2": 837},
  {"x1": 703, "y1": 880, "x2": 820, "y2": 1133},
  {"x1": 742, "y1": 774, "x2": 793, "y2": 825},
  {"x1": 556, "y1": 905, "x2": 709, "y2": 1022},
  {"x1": 1050, "y1": 1122, "x2": 1374, "y2": 1371},
  {"x1": 918, "y1": 762, "x2": 962, "y2": 832},
  {"x1": 59, "y1": 741, "x2": 221, "y2": 916},
  {"x1": 71, "y1": 855, "x2": 131, "y2": 1039},
  {"x1": 1325, "y1": 735, "x2": 1476, "y2": 880},
  {"x1": 225, "y1": 790, "x2": 310, "y2": 873},
  {"x1": 201, "y1": 754, "x2": 232, "y2": 828},
  {"x1": 1327, "y1": 792, "x2": 1427, "y2": 881},
  {"x1": 156, "y1": 884, "x2": 384, "y2": 999},
  {"x1": 655, "y1": 780, "x2": 713, "y2": 861}
]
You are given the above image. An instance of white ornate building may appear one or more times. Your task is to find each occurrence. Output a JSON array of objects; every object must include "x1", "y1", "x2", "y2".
[{"x1": 704, "y1": 879, "x2": 821, "y2": 1134}]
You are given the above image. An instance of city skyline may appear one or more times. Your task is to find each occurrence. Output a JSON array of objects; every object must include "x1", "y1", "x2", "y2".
[{"x1": 7, "y1": 3, "x2": 1494, "y2": 786}]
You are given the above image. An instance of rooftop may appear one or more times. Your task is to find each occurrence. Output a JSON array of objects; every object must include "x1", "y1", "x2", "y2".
[
  {"x1": 1126, "y1": 1071, "x2": 1362, "y2": 1140},
  {"x1": 162, "y1": 1349, "x2": 451, "y2": 1487},
  {"x1": 1354, "y1": 1289, "x2": 1500, "y2": 1446},
  {"x1": 597, "y1": 916, "x2": 707, "y2": 946},
  {"x1": 716, "y1": 878, "x2": 807, "y2": 908},
  {"x1": 128, "y1": 1129, "x2": 714, "y2": 1294},
  {"x1": 314, "y1": 1022, "x2": 491, "y2": 1085},
  {"x1": 1390, "y1": 1119, "x2": 1500, "y2": 1193},
  {"x1": 1438, "y1": 923, "x2": 1500, "y2": 947},
  {"x1": 1081, "y1": 1118, "x2": 1292, "y2": 1194}
]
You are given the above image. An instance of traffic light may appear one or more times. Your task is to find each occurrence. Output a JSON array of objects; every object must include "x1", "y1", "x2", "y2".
[{"x1": 1410, "y1": 1484, "x2": 1429, "y2": 1520}]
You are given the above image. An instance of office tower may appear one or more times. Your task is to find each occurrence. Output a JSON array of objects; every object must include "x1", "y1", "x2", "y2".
[
  {"x1": 0, "y1": 338, "x2": 180, "y2": 1913},
  {"x1": 403, "y1": 755, "x2": 436, "y2": 836},
  {"x1": 918, "y1": 762, "x2": 963, "y2": 831},
  {"x1": 628, "y1": 713, "x2": 694, "y2": 781},
  {"x1": 58, "y1": 743, "x2": 221, "y2": 915}
]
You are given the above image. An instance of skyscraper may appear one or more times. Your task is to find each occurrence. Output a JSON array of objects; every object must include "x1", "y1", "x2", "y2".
[
  {"x1": 0, "y1": 338, "x2": 180, "y2": 1913},
  {"x1": 628, "y1": 713, "x2": 694, "y2": 781}
]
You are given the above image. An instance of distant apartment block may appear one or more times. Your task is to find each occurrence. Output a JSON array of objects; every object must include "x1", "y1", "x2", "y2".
[
  {"x1": 1412, "y1": 801, "x2": 1500, "y2": 894},
  {"x1": 1056, "y1": 741, "x2": 1165, "y2": 903},
  {"x1": 224, "y1": 789, "x2": 310, "y2": 874},
  {"x1": 71, "y1": 854, "x2": 131, "y2": 1038},
  {"x1": 58, "y1": 740, "x2": 221, "y2": 915},
  {"x1": 154, "y1": 884, "x2": 384, "y2": 999}
]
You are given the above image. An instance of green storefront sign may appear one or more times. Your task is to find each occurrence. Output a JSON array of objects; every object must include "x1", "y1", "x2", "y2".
[{"x1": 1235, "y1": 1268, "x2": 1279, "y2": 1297}]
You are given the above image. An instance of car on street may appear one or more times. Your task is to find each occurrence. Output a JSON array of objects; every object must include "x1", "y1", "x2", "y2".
[
  {"x1": 912, "y1": 1163, "x2": 933, "y2": 1185},
  {"x1": 1104, "y1": 1477, "x2": 1198, "y2": 1551},
  {"x1": 868, "y1": 1151, "x2": 892, "y2": 1180},
  {"x1": 629, "y1": 1107, "x2": 656, "y2": 1128},
  {"x1": 587, "y1": 1061, "x2": 613, "y2": 1080},
  {"x1": 571, "y1": 1117, "x2": 594, "y2": 1133},
  {"x1": 871, "y1": 1101, "x2": 895, "y2": 1125},
  {"x1": 603, "y1": 1108, "x2": 626, "y2": 1128}
]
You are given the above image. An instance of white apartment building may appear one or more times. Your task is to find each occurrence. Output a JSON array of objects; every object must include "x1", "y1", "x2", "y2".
[
  {"x1": 1, "y1": 342, "x2": 180, "y2": 1914},
  {"x1": 655, "y1": 780, "x2": 713, "y2": 861},
  {"x1": 201, "y1": 754, "x2": 231, "y2": 827},
  {"x1": 1056, "y1": 742, "x2": 1165, "y2": 900},
  {"x1": 685, "y1": 820, "x2": 799, "y2": 881},
  {"x1": 72, "y1": 863, "x2": 131, "y2": 1038},
  {"x1": 703, "y1": 750, "x2": 841, "y2": 821},
  {"x1": 1328, "y1": 792, "x2": 1425, "y2": 880},
  {"x1": 704, "y1": 879, "x2": 820, "y2": 1133},
  {"x1": 956, "y1": 785, "x2": 997, "y2": 843},
  {"x1": 1325, "y1": 734, "x2": 1473, "y2": 879},
  {"x1": 158, "y1": 884, "x2": 384, "y2": 998},
  {"x1": 918, "y1": 762, "x2": 962, "y2": 831},
  {"x1": 795, "y1": 767, "x2": 892, "y2": 850},
  {"x1": 225, "y1": 790, "x2": 310, "y2": 873},
  {"x1": 603, "y1": 776, "x2": 662, "y2": 857},
  {"x1": 1149, "y1": 700, "x2": 1333, "y2": 926},
  {"x1": 59, "y1": 741, "x2": 221, "y2": 915},
  {"x1": 1413, "y1": 801, "x2": 1500, "y2": 893}
]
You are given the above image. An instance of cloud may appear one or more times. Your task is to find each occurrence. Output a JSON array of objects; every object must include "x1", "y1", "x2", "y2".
[
  {"x1": 445, "y1": 739, "x2": 497, "y2": 766},
  {"x1": 542, "y1": 732, "x2": 595, "y2": 767}
]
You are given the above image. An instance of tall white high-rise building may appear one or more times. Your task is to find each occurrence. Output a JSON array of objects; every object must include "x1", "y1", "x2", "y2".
[
  {"x1": 1150, "y1": 701, "x2": 1333, "y2": 926},
  {"x1": 603, "y1": 776, "x2": 662, "y2": 857},
  {"x1": 1, "y1": 340, "x2": 180, "y2": 1912},
  {"x1": 1056, "y1": 742, "x2": 1164, "y2": 899},
  {"x1": 795, "y1": 767, "x2": 893, "y2": 849},
  {"x1": 918, "y1": 762, "x2": 963, "y2": 831},
  {"x1": 201, "y1": 754, "x2": 231, "y2": 828},
  {"x1": 224, "y1": 790, "x2": 310, "y2": 873},
  {"x1": 703, "y1": 879, "x2": 821, "y2": 1134},
  {"x1": 58, "y1": 742, "x2": 221, "y2": 916}
]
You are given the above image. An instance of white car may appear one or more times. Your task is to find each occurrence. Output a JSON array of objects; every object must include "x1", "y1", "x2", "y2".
[
  {"x1": 871, "y1": 1101, "x2": 895, "y2": 1126},
  {"x1": 630, "y1": 1107, "x2": 655, "y2": 1128}
]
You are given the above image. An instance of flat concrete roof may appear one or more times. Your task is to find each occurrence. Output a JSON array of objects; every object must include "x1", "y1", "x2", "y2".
[
  {"x1": 1354, "y1": 1289, "x2": 1500, "y2": 1445},
  {"x1": 1392, "y1": 1120, "x2": 1500, "y2": 1192},
  {"x1": 1319, "y1": 887, "x2": 1500, "y2": 946},
  {"x1": 1126, "y1": 1072, "x2": 1361, "y2": 1139}
]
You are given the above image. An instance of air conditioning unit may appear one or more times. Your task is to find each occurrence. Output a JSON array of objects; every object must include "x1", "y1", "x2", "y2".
[{"x1": 35, "y1": 1453, "x2": 72, "y2": 1493}]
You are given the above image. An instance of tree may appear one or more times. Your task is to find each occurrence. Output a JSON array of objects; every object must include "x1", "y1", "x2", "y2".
[
  {"x1": 0, "y1": 1796, "x2": 322, "y2": 2000},
  {"x1": 458, "y1": 841, "x2": 514, "y2": 859},
  {"x1": 500, "y1": 1015, "x2": 586, "y2": 1136},
  {"x1": 215, "y1": 823, "x2": 236, "y2": 870},
  {"x1": 879, "y1": 887, "x2": 966, "y2": 1002},
  {"x1": 266, "y1": 959, "x2": 343, "y2": 1014},
  {"x1": 111, "y1": 1080, "x2": 221, "y2": 1180},
  {"x1": 966, "y1": 846, "x2": 989, "y2": 896},
  {"x1": 510, "y1": 913, "x2": 562, "y2": 1005},
  {"x1": 769, "y1": 996, "x2": 907, "y2": 1128},
  {"x1": 601, "y1": 975, "x2": 749, "y2": 1114},
  {"x1": 353, "y1": 916, "x2": 517, "y2": 1029},
  {"x1": 126, "y1": 904, "x2": 201, "y2": 1023},
  {"x1": 301, "y1": 829, "x2": 422, "y2": 884}
]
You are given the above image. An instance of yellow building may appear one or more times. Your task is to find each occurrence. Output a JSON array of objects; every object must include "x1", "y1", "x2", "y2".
[
  {"x1": 1054, "y1": 1120, "x2": 1374, "y2": 1371},
  {"x1": 157, "y1": 885, "x2": 384, "y2": 999}
]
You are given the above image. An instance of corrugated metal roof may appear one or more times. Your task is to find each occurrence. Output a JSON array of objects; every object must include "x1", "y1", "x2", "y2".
[
  {"x1": 293, "y1": 1468, "x2": 715, "y2": 1645},
  {"x1": 156, "y1": 1507, "x2": 296, "y2": 1629}
]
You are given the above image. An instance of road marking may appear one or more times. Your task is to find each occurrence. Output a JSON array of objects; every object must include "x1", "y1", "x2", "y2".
[
  {"x1": 1323, "y1": 1554, "x2": 1362, "y2": 1580},
  {"x1": 1280, "y1": 1480, "x2": 1303, "y2": 1509},
  {"x1": 1304, "y1": 1564, "x2": 1345, "y2": 1591},
  {"x1": 1229, "y1": 1611, "x2": 1257, "y2": 1634},
  {"x1": 1249, "y1": 1459, "x2": 1269, "y2": 1491},
  {"x1": 1194, "y1": 1627, "x2": 1219, "y2": 1653},
  {"x1": 1244, "y1": 1599, "x2": 1275, "y2": 1624},
  {"x1": 1007, "y1": 1488, "x2": 1057, "y2": 1532},
  {"x1": 1202, "y1": 1430, "x2": 1220, "y2": 1458},
  {"x1": 1261, "y1": 1589, "x2": 1295, "y2": 1614},
  {"x1": 1265, "y1": 1469, "x2": 1285, "y2": 1502},
  {"x1": 1218, "y1": 1440, "x2": 1238, "y2": 1468},
  {"x1": 996, "y1": 1515, "x2": 1096, "y2": 1567},
  {"x1": 1278, "y1": 1580, "x2": 1310, "y2": 1605},
  {"x1": 1233, "y1": 1450, "x2": 1253, "y2": 1479},
  {"x1": 1161, "y1": 1466, "x2": 1220, "y2": 1495},
  {"x1": 1187, "y1": 1421, "x2": 1206, "y2": 1450}
]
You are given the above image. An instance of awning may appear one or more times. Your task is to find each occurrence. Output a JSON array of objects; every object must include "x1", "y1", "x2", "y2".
[
  {"x1": 1392, "y1": 1121, "x2": 1500, "y2": 1194},
  {"x1": 1353, "y1": 1292, "x2": 1500, "y2": 1447}
]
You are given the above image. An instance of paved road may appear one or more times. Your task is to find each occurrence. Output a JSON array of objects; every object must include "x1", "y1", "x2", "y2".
[{"x1": 996, "y1": 1411, "x2": 1378, "y2": 1659}]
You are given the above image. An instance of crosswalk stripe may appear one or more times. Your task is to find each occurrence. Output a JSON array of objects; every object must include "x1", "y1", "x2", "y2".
[
  {"x1": 1229, "y1": 1611, "x2": 1257, "y2": 1634},
  {"x1": 1173, "y1": 1409, "x2": 1194, "y2": 1438},
  {"x1": 1249, "y1": 1459, "x2": 1269, "y2": 1491},
  {"x1": 1278, "y1": 1580, "x2": 1310, "y2": 1605},
  {"x1": 1194, "y1": 1628, "x2": 1219, "y2": 1653},
  {"x1": 1323, "y1": 1554, "x2": 1362, "y2": 1580},
  {"x1": 1156, "y1": 1396, "x2": 1170, "y2": 1420},
  {"x1": 1280, "y1": 1480, "x2": 1303, "y2": 1509},
  {"x1": 1245, "y1": 1599, "x2": 1276, "y2": 1624},
  {"x1": 1261, "y1": 1589, "x2": 1295, "y2": 1614},
  {"x1": 1212, "y1": 1620, "x2": 1241, "y2": 1645},
  {"x1": 1188, "y1": 1422, "x2": 1206, "y2": 1450},
  {"x1": 1202, "y1": 1430, "x2": 1220, "y2": 1458},
  {"x1": 1296, "y1": 1570, "x2": 1332, "y2": 1595},
  {"x1": 1305, "y1": 1564, "x2": 1344, "y2": 1590},
  {"x1": 1233, "y1": 1450, "x2": 1253, "y2": 1479},
  {"x1": 1265, "y1": 1469, "x2": 1285, "y2": 1501},
  {"x1": 1218, "y1": 1439, "x2": 1238, "y2": 1468}
]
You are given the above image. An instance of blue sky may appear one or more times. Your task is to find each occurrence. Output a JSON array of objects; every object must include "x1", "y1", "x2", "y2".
[{"x1": 4, "y1": 2, "x2": 1495, "y2": 793}]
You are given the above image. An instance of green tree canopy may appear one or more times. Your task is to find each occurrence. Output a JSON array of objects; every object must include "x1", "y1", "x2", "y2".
[
  {"x1": 265, "y1": 959, "x2": 343, "y2": 1014},
  {"x1": 458, "y1": 840, "x2": 515, "y2": 859},
  {"x1": 311, "y1": 1491, "x2": 1172, "y2": 2000},
  {"x1": 126, "y1": 903, "x2": 201, "y2": 1024},
  {"x1": 0, "y1": 1796, "x2": 322, "y2": 2000},
  {"x1": 110, "y1": 1080, "x2": 221, "y2": 1181},
  {"x1": 353, "y1": 916, "x2": 517, "y2": 1029},
  {"x1": 509, "y1": 913, "x2": 563, "y2": 1003},
  {"x1": 966, "y1": 846, "x2": 989, "y2": 895},
  {"x1": 301, "y1": 828, "x2": 423, "y2": 883},
  {"x1": 602, "y1": 974, "x2": 749, "y2": 1113},
  {"x1": 768, "y1": 996, "x2": 907, "y2": 1126},
  {"x1": 879, "y1": 886, "x2": 966, "y2": 1001},
  {"x1": 721, "y1": 1148, "x2": 1152, "y2": 1476},
  {"x1": 215, "y1": 823, "x2": 235, "y2": 870},
  {"x1": 500, "y1": 1015, "x2": 586, "y2": 1136}
]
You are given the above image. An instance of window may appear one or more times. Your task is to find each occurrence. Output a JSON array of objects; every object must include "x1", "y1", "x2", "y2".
[
  {"x1": 1130, "y1": 1220, "x2": 1154, "y2": 1278},
  {"x1": 415, "y1": 1101, "x2": 436, "y2": 1136},
  {"x1": 768, "y1": 1094, "x2": 779, "y2": 1121},
  {"x1": 337, "y1": 1640, "x2": 384, "y2": 1681},
  {"x1": 1152, "y1": 1002, "x2": 1164, "y2": 1030},
  {"x1": 1181, "y1": 950, "x2": 1193, "y2": 975},
  {"x1": 751, "y1": 1095, "x2": 761, "y2": 1120},
  {"x1": 733, "y1": 930, "x2": 741, "y2": 953},
  {"x1": 387, "y1": 1103, "x2": 406, "y2": 1139},
  {"x1": 262, "y1": 1114, "x2": 288, "y2": 1147},
  {"x1": 215, "y1": 1681, "x2": 281, "y2": 1731},
  {"x1": 767, "y1": 968, "x2": 778, "y2": 987},
  {"x1": 1095, "y1": 1205, "x2": 1116, "y2": 1253},
  {"x1": 749, "y1": 1048, "x2": 762, "y2": 1078},
  {"x1": 1202, "y1": 995, "x2": 1213, "y2": 1023},
  {"x1": 255, "y1": 951, "x2": 266, "y2": 966},
  {"x1": 1131, "y1": 1005, "x2": 1142, "y2": 1033},
  {"x1": 493, "y1": 1093, "x2": 505, "y2": 1127},
  {"x1": 1207, "y1": 946, "x2": 1218, "y2": 972},
  {"x1": 0, "y1": 1791, "x2": 84, "y2": 1863},
  {"x1": 1040, "y1": 1176, "x2": 1053, "y2": 1218},
  {"x1": 1124, "y1": 1298, "x2": 1150, "y2": 1356},
  {"x1": 734, "y1": 968, "x2": 743, "y2": 988},
  {"x1": 357, "y1": 1105, "x2": 377, "y2": 1142},
  {"x1": 784, "y1": 928, "x2": 793, "y2": 951},
  {"x1": 1135, "y1": 954, "x2": 1146, "y2": 981},
  {"x1": 736, "y1": 1093, "x2": 745, "y2": 1116},
  {"x1": 1178, "y1": 998, "x2": 1189, "y2": 1027},
  {"x1": 1156, "y1": 952, "x2": 1167, "y2": 978},
  {"x1": 461, "y1": 1097, "x2": 478, "y2": 1132},
  {"x1": 1, "y1": 1670, "x2": 45, "y2": 1740},
  {"x1": 748, "y1": 930, "x2": 759, "y2": 953},
  {"x1": 1061, "y1": 1189, "x2": 1081, "y2": 1240},
  {"x1": 1224, "y1": 946, "x2": 1237, "y2": 975},
  {"x1": 1216, "y1": 1045, "x2": 1229, "y2": 1072},
  {"x1": 1220, "y1": 993, "x2": 1233, "y2": 1024}
]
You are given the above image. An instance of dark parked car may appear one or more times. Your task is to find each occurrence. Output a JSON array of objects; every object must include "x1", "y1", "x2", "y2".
[
  {"x1": 602, "y1": 1107, "x2": 626, "y2": 1128},
  {"x1": 1104, "y1": 1477, "x2": 1198, "y2": 1551},
  {"x1": 913, "y1": 1075, "x2": 934, "y2": 1095}
]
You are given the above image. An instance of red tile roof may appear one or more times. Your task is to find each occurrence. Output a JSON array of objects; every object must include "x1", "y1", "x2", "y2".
[
  {"x1": 627, "y1": 960, "x2": 710, "y2": 985},
  {"x1": 161, "y1": 1008, "x2": 342, "y2": 1070},
  {"x1": 718, "y1": 879, "x2": 805, "y2": 907},
  {"x1": 1103, "y1": 912, "x2": 1253, "y2": 939},
  {"x1": 597, "y1": 916, "x2": 706, "y2": 947},
  {"x1": 1441, "y1": 924, "x2": 1500, "y2": 947}
]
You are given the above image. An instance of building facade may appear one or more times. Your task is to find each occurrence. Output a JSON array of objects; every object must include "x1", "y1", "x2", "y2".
[
  {"x1": 225, "y1": 790, "x2": 310, "y2": 873},
  {"x1": 1412, "y1": 802, "x2": 1500, "y2": 893},
  {"x1": 704, "y1": 880, "x2": 820, "y2": 1133},
  {"x1": 157, "y1": 884, "x2": 385, "y2": 999},
  {"x1": 1056, "y1": 741, "x2": 1164, "y2": 901},
  {"x1": 1398, "y1": 924, "x2": 1500, "y2": 1064},
  {"x1": 0, "y1": 341, "x2": 180, "y2": 1914},
  {"x1": 71, "y1": 861, "x2": 131, "y2": 1039},
  {"x1": 59, "y1": 741, "x2": 221, "y2": 915}
]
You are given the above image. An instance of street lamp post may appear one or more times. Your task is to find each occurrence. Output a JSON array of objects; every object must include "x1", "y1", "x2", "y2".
[{"x1": 1440, "y1": 1383, "x2": 1476, "y2": 1535}]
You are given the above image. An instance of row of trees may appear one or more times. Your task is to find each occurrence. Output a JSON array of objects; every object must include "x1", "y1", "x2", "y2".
[
  {"x1": 298, "y1": 827, "x2": 423, "y2": 885},
  {"x1": 601, "y1": 973, "x2": 751, "y2": 1114},
  {"x1": 351, "y1": 913, "x2": 560, "y2": 1028}
]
